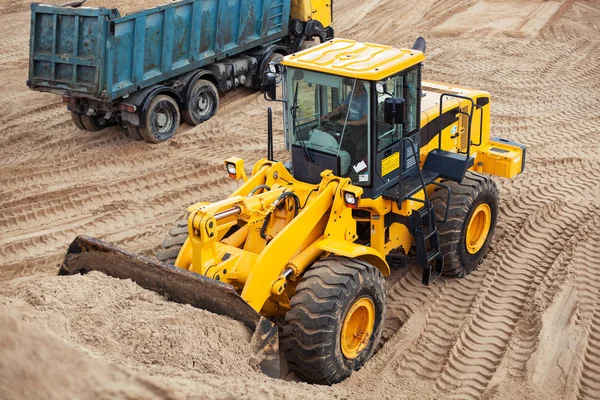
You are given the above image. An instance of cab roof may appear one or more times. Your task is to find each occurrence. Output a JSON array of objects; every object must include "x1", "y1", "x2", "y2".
[{"x1": 281, "y1": 39, "x2": 425, "y2": 81}]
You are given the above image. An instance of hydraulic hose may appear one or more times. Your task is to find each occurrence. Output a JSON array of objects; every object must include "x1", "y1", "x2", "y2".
[{"x1": 260, "y1": 191, "x2": 301, "y2": 239}]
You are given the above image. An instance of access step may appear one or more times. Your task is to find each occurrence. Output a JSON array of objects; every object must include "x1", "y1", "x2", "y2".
[
  {"x1": 383, "y1": 170, "x2": 439, "y2": 203},
  {"x1": 422, "y1": 149, "x2": 474, "y2": 182}
]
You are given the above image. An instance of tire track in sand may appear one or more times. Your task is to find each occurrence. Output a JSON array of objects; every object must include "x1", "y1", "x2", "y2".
[{"x1": 434, "y1": 202, "x2": 596, "y2": 399}]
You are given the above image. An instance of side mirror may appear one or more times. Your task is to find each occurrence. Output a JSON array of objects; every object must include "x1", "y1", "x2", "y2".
[
  {"x1": 262, "y1": 72, "x2": 277, "y2": 100},
  {"x1": 384, "y1": 97, "x2": 405, "y2": 125}
]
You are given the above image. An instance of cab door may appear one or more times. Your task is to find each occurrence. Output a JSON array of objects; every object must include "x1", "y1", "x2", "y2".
[{"x1": 290, "y1": 0, "x2": 332, "y2": 27}]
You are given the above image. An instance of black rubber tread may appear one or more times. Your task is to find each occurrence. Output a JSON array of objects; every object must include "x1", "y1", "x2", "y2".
[
  {"x1": 140, "y1": 94, "x2": 180, "y2": 143},
  {"x1": 430, "y1": 171, "x2": 499, "y2": 277},
  {"x1": 71, "y1": 112, "x2": 86, "y2": 130},
  {"x1": 299, "y1": 39, "x2": 319, "y2": 51},
  {"x1": 81, "y1": 114, "x2": 107, "y2": 132},
  {"x1": 156, "y1": 215, "x2": 189, "y2": 265},
  {"x1": 282, "y1": 257, "x2": 386, "y2": 385},
  {"x1": 182, "y1": 79, "x2": 219, "y2": 126},
  {"x1": 126, "y1": 125, "x2": 144, "y2": 141}
]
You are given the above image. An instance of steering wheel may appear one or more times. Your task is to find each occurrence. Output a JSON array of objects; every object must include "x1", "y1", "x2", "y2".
[{"x1": 321, "y1": 119, "x2": 344, "y2": 134}]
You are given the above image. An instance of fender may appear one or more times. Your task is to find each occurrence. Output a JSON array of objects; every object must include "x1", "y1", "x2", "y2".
[
  {"x1": 121, "y1": 85, "x2": 183, "y2": 127},
  {"x1": 258, "y1": 45, "x2": 290, "y2": 75},
  {"x1": 316, "y1": 238, "x2": 390, "y2": 276},
  {"x1": 304, "y1": 20, "x2": 330, "y2": 43}
]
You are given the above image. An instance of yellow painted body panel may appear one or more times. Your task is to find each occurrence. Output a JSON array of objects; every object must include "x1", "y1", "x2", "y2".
[
  {"x1": 475, "y1": 141, "x2": 524, "y2": 178},
  {"x1": 290, "y1": 0, "x2": 332, "y2": 27},
  {"x1": 282, "y1": 39, "x2": 424, "y2": 81}
]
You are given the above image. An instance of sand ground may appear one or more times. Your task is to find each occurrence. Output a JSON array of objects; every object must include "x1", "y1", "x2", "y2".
[{"x1": 1, "y1": 0, "x2": 599, "y2": 398}]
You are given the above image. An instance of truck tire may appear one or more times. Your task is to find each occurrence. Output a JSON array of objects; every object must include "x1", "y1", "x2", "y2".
[
  {"x1": 182, "y1": 79, "x2": 219, "y2": 126},
  {"x1": 81, "y1": 114, "x2": 107, "y2": 131},
  {"x1": 431, "y1": 171, "x2": 499, "y2": 277},
  {"x1": 156, "y1": 215, "x2": 189, "y2": 265},
  {"x1": 282, "y1": 257, "x2": 386, "y2": 384},
  {"x1": 126, "y1": 125, "x2": 144, "y2": 141},
  {"x1": 71, "y1": 112, "x2": 86, "y2": 130},
  {"x1": 140, "y1": 94, "x2": 180, "y2": 143}
]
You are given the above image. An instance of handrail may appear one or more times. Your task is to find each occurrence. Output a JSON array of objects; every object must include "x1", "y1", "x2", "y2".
[{"x1": 398, "y1": 137, "x2": 434, "y2": 231}]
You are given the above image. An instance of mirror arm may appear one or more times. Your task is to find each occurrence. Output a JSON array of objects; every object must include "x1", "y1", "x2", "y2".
[{"x1": 263, "y1": 91, "x2": 287, "y2": 104}]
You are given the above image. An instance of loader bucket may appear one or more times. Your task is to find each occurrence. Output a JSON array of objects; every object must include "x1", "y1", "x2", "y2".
[{"x1": 59, "y1": 235, "x2": 279, "y2": 378}]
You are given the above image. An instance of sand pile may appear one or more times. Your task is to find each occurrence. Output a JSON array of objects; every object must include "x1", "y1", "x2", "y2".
[
  {"x1": 0, "y1": 310, "x2": 176, "y2": 400},
  {"x1": 0, "y1": 273, "x2": 352, "y2": 399},
  {"x1": 82, "y1": 0, "x2": 179, "y2": 15},
  {"x1": 0, "y1": 272, "x2": 257, "y2": 377}
]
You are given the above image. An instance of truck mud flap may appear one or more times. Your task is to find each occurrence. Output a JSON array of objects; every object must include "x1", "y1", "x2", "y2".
[{"x1": 59, "y1": 235, "x2": 279, "y2": 378}]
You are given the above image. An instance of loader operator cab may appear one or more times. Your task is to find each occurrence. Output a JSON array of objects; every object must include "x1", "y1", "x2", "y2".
[{"x1": 270, "y1": 39, "x2": 424, "y2": 198}]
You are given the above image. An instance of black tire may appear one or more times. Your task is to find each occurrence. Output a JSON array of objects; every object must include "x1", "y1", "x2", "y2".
[
  {"x1": 431, "y1": 171, "x2": 499, "y2": 277},
  {"x1": 182, "y1": 79, "x2": 219, "y2": 126},
  {"x1": 71, "y1": 112, "x2": 86, "y2": 130},
  {"x1": 257, "y1": 52, "x2": 284, "y2": 87},
  {"x1": 126, "y1": 125, "x2": 144, "y2": 141},
  {"x1": 156, "y1": 216, "x2": 189, "y2": 265},
  {"x1": 81, "y1": 114, "x2": 107, "y2": 131},
  {"x1": 140, "y1": 94, "x2": 180, "y2": 143},
  {"x1": 299, "y1": 39, "x2": 319, "y2": 51},
  {"x1": 282, "y1": 257, "x2": 386, "y2": 384}
]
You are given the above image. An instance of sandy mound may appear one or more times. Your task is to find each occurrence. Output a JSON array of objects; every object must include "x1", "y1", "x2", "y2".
[
  {"x1": 0, "y1": 310, "x2": 176, "y2": 400},
  {"x1": 0, "y1": 273, "x2": 352, "y2": 399},
  {"x1": 0, "y1": 272, "x2": 257, "y2": 377},
  {"x1": 82, "y1": 0, "x2": 180, "y2": 15}
]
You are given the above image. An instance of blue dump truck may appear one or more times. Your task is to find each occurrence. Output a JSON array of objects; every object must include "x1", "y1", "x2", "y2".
[{"x1": 27, "y1": 0, "x2": 333, "y2": 142}]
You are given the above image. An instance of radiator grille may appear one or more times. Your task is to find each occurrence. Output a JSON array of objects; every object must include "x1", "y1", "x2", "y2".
[
  {"x1": 404, "y1": 139, "x2": 419, "y2": 172},
  {"x1": 459, "y1": 105, "x2": 469, "y2": 152}
]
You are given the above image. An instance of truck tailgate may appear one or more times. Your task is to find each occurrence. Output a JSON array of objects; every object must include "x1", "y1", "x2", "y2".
[{"x1": 28, "y1": 3, "x2": 115, "y2": 97}]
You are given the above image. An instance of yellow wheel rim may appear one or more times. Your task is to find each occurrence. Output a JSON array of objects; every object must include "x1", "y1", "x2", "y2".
[
  {"x1": 341, "y1": 297, "x2": 375, "y2": 359},
  {"x1": 465, "y1": 203, "x2": 492, "y2": 254}
]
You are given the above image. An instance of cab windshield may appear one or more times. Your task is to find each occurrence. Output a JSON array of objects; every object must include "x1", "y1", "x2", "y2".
[{"x1": 288, "y1": 67, "x2": 371, "y2": 185}]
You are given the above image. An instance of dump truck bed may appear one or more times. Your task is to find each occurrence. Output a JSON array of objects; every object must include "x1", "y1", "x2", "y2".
[{"x1": 28, "y1": 0, "x2": 291, "y2": 100}]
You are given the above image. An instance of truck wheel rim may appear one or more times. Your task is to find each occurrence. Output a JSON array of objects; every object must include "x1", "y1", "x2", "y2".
[
  {"x1": 341, "y1": 297, "x2": 375, "y2": 359},
  {"x1": 154, "y1": 107, "x2": 173, "y2": 134},
  {"x1": 466, "y1": 203, "x2": 491, "y2": 254},
  {"x1": 196, "y1": 92, "x2": 211, "y2": 116}
]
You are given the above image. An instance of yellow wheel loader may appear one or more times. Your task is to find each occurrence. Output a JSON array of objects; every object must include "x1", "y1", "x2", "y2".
[{"x1": 59, "y1": 38, "x2": 526, "y2": 384}]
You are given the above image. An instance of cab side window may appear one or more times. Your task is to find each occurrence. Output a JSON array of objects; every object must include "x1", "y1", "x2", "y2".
[
  {"x1": 376, "y1": 75, "x2": 404, "y2": 151},
  {"x1": 405, "y1": 68, "x2": 419, "y2": 134}
]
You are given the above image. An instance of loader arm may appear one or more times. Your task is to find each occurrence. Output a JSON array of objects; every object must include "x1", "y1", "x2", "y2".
[{"x1": 241, "y1": 179, "x2": 338, "y2": 311}]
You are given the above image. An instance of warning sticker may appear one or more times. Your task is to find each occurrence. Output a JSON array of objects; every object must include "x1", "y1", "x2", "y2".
[{"x1": 381, "y1": 152, "x2": 400, "y2": 177}]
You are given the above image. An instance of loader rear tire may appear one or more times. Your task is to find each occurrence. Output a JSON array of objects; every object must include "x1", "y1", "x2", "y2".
[
  {"x1": 282, "y1": 257, "x2": 386, "y2": 384},
  {"x1": 156, "y1": 216, "x2": 189, "y2": 265},
  {"x1": 431, "y1": 171, "x2": 499, "y2": 277},
  {"x1": 71, "y1": 112, "x2": 86, "y2": 130}
]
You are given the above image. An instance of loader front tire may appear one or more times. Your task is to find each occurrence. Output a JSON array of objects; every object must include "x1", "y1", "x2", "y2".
[
  {"x1": 431, "y1": 171, "x2": 499, "y2": 277},
  {"x1": 156, "y1": 216, "x2": 189, "y2": 265},
  {"x1": 282, "y1": 257, "x2": 386, "y2": 384}
]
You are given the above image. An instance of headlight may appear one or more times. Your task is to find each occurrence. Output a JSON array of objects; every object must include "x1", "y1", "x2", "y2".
[
  {"x1": 226, "y1": 163, "x2": 237, "y2": 175},
  {"x1": 269, "y1": 63, "x2": 277, "y2": 73},
  {"x1": 344, "y1": 191, "x2": 357, "y2": 206}
]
